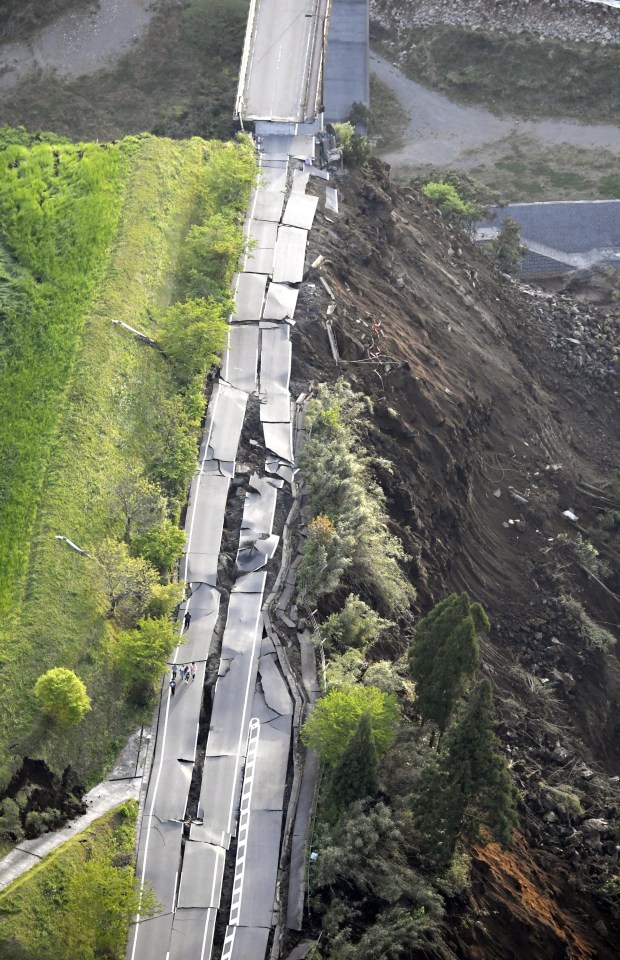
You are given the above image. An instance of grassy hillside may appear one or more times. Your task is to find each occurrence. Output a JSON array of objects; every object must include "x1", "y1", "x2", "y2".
[
  {"x1": 0, "y1": 801, "x2": 140, "y2": 960},
  {"x1": 0, "y1": 131, "x2": 255, "y2": 789},
  {"x1": 0, "y1": 132, "x2": 133, "y2": 617}
]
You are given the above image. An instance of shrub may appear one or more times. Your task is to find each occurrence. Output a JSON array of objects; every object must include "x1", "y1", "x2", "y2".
[
  {"x1": 320, "y1": 594, "x2": 394, "y2": 652},
  {"x1": 34, "y1": 668, "x2": 91, "y2": 727},
  {"x1": 423, "y1": 181, "x2": 477, "y2": 225},
  {"x1": 0, "y1": 797, "x2": 24, "y2": 842},
  {"x1": 159, "y1": 297, "x2": 230, "y2": 385},
  {"x1": 333, "y1": 121, "x2": 371, "y2": 167},
  {"x1": 145, "y1": 582, "x2": 186, "y2": 621}
]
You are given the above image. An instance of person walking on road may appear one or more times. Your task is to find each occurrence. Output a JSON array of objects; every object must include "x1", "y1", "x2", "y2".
[
  {"x1": 171, "y1": 664, "x2": 177, "y2": 681},
  {"x1": 169, "y1": 678, "x2": 177, "y2": 697},
  {"x1": 184, "y1": 664, "x2": 191, "y2": 685},
  {"x1": 183, "y1": 610, "x2": 191, "y2": 630},
  {"x1": 190, "y1": 662, "x2": 197, "y2": 682}
]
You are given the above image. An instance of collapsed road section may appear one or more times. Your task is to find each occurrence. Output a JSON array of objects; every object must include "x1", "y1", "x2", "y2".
[{"x1": 130, "y1": 125, "x2": 329, "y2": 960}]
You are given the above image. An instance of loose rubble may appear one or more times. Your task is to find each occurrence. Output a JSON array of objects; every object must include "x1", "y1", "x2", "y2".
[{"x1": 370, "y1": 0, "x2": 620, "y2": 45}]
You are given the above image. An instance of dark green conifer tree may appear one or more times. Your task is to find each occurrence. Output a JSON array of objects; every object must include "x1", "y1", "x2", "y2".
[
  {"x1": 408, "y1": 592, "x2": 488, "y2": 740},
  {"x1": 412, "y1": 680, "x2": 518, "y2": 869},
  {"x1": 327, "y1": 713, "x2": 379, "y2": 820}
]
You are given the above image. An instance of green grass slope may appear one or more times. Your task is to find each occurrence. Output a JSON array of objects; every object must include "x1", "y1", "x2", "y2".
[
  {"x1": 0, "y1": 133, "x2": 133, "y2": 617},
  {"x1": 0, "y1": 131, "x2": 255, "y2": 788},
  {"x1": 0, "y1": 801, "x2": 139, "y2": 960}
]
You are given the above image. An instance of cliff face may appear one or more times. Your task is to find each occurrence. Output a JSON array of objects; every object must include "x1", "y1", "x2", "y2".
[{"x1": 292, "y1": 158, "x2": 620, "y2": 957}]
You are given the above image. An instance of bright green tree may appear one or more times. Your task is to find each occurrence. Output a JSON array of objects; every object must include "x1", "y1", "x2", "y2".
[
  {"x1": 409, "y1": 592, "x2": 488, "y2": 739},
  {"x1": 133, "y1": 519, "x2": 186, "y2": 579},
  {"x1": 34, "y1": 668, "x2": 91, "y2": 727},
  {"x1": 159, "y1": 297, "x2": 229, "y2": 385},
  {"x1": 145, "y1": 581, "x2": 186, "y2": 621},
  {"x1": 423, "y1": 181, "x2": 476, "y2": 225},
  {"x1": 301, "y1": 683, "x2": 399, "y2": 766},
  {"x1": 111, "y1": 617, "x2": 178, "y2": 702},
  {"x1": 327, "y1": 713, "x2": 379, "y2": 818}
]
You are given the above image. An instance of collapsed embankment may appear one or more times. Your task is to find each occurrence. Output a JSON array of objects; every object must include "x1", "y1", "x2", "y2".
[{"x1": 291, "y1": 158, "x2": 620, "y2": 957}]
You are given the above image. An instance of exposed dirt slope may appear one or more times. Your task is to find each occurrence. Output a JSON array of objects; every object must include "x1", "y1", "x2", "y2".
[{"x1": 292, "y1": 159, "x2": 620, "y2": 957}]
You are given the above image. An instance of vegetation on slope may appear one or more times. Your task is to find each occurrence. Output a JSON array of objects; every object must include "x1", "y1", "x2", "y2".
[
  {"x1": 0, "y1": 131, "x2": 133, "y2": 617},
  {"x1": 298, "y1": 381, "x2": 414, "y2": 616},
  {"x1": 0, "y1": 131, "x2": 255, "y2": 792},
  {"x1": 0, "y1": 800, "x2": 156, "y2": 960},
  {"x1": 296, "y1": 386, "x2": 517, "y2": 956}
]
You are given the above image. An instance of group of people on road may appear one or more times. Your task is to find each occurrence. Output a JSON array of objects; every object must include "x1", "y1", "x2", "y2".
[{"x1": 169, "y1": 661, "x2": 197, "y2": 696}]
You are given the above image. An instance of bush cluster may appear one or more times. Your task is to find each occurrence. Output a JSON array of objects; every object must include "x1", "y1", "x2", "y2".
[{"x1": 298, "y1": 380, "x2": 414, "y2": 615}]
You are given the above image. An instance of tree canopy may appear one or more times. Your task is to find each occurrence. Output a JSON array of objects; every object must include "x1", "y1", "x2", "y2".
[
  {"x1": 412, "y1": 679, "x2": 518, "y2": 869},
  {"x1": 409, "y1": 592, "x2": 488, "y2": 735},
  {"x1": 159, "y1": 297, "x2": 229, "y2": 385},
  {"x1": 114, "y1": 470, "x2": 167, "y2": 545},
  {"x1": 301, "y1": 683, "x2": 399, "y2": 766},
  {"x1": 34, "y1": 668, "x2": 91, "y2": 727},
  {"x1": 327, "y1": 712, "x2": 379, "y2": 818},
  {"x1": 111, "y1": 617, "x2": 178, "y2": 703},
  {"x1": 94, "y1": 538, "x2": 158, "y2": 625}
]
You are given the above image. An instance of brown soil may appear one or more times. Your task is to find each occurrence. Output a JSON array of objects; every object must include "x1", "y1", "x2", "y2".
[{"x1": 292, "y1": 158, "x2": 620, "y2": 957}]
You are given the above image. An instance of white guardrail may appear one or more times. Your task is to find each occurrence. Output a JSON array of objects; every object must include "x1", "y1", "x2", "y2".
[{"x1": 235, "y1": 0, "x2": 260, "y2": 120}]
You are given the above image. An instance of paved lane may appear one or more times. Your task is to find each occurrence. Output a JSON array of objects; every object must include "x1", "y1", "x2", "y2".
[{"x1": 238, "y1": 0, "x2": 329, "y2": 121}]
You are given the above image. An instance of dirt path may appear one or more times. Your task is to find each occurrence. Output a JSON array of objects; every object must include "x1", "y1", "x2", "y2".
[
  {"x1": 371, "y1": 51, "x2": 620, "y2": 169},
  {"x1": 0, "y1": 0, "x2": 158, "y2": 91}
]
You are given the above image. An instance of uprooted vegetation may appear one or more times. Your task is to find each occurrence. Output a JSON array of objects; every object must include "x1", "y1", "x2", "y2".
[
  {"x1": 287, "y1": 158, "x2": 620, "y2": 957},
  {"x1": 0, "y1": 129, "x2": 255, "y2": 809}
]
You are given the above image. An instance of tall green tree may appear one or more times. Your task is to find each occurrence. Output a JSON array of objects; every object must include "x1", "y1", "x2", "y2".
[
  {"x1": 94, "y1": 539, "x2": 158, "y2": 625},
  {"x1": 113, "y1": 469, "x2": 167, "y2": 544},
  {"x1": 111, "y1": 617, "x2": 178, "y2": 704},
  {"x1": 327, "y1": 713, "x2": 379, "y2": 818},
  {"x1": 301, "y1": 684, "x2": 399, "y2": 766},
  {"x1": 34, "y1": 668, "x2": 91, "y2": 727},
  {"x1": 444, "y1": 678, "x2": 519, "y2": 849},
  {"x1": 409, "y1": 592, "x2": 488, "y2": 740},
  {"x1": 412, "y1": 680, "x2": 518, "y2": 869}
]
